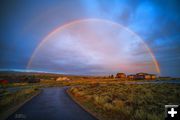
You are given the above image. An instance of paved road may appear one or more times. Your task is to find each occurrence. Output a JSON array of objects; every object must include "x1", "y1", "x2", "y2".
[{"x1": 7, "y1": 87, "x2": 97, "y2": 120}]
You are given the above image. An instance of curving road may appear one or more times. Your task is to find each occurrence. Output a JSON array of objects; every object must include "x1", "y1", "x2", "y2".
[{"x1": 7, "y1": 87, "x2": 97, "y2": 120}]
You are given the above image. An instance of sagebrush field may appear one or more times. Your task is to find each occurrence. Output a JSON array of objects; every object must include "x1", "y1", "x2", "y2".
[{"x1": 69, "y1": 83, "x2": 180, "y2": 120}]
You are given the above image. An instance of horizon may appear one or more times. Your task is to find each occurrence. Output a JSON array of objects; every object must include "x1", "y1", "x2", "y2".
[{"x1": 0, "y1": 68, "x2": 177, "y2": 78}]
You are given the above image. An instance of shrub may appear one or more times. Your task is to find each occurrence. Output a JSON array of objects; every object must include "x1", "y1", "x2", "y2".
[
  {"x1": 112, "y1": 99, "x2": 124, "y2": 108},
  {"x1": 103, "y1": 103, "x2": 114, "y2": 111},
  {"x1": 93, "y1": 95, "x2": 107, "y2": 106}
]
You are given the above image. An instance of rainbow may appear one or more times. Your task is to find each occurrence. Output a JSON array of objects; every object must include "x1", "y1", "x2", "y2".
[{"x1": 27, "y1": 18, "x2": 160, "y2": 74}]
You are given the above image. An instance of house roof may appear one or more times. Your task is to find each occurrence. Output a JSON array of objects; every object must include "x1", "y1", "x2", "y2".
[{"x1": 117, "y1": 73, "x2": 126, "y2": 75}]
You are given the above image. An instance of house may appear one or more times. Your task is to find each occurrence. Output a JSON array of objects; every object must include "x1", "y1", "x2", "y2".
[
  {"x1": 114, "y1": 72, "x2": 157, "y2": 80},
  {"x1": 135, "y1": 73, "x2": 147, "y2": 79},
  {"x1": 144, "y1": 74, "x2": 152, "y2": 80},
  {"x1": 136, "y1": 73, "x2": 157, "y2": 80},
  {"x1": 150, "y1": 74, "x2": 157, "y2": 79},
  {"x1": 56, "y1": 77, "x2": 70, "y2": 81},
  {"x1": 127, "y1": 75, "x2": 136, "y2": 80},
  {"x1": 136, "y1": 73, "x2": 145, "y2": 79},
  {"x1": 116, "y1": 73, "x2": 126, "y2": 78}
]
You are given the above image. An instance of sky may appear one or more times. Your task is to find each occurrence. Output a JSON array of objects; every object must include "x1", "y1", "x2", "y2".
[{"x1": 0, "y1": 0, "x2": 180, "y2": 77}]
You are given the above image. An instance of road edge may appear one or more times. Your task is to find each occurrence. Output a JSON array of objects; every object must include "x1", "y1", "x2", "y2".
[
  {"x1": 0, "y1": 89, "x2": 42, "y2": 120},
  {"x1": 66, "y1": 88, "x2": 100, "y2": 120}
]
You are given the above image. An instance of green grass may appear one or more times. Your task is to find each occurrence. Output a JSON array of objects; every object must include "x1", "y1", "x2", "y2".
[
  {"x1": 69, "y1": 83, "x2": 180, "y2": 120},
  {"x1": 0, "y1": 87, "x2": 40, "y2": 116}
]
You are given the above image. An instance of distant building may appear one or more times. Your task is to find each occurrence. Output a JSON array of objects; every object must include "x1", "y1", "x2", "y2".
[
  {"x1": 150, "y1": 74, "x2": 157, "y2": 79},
  {"x1": 56, "y1": 77, "x2": 70, "y2": 81},
  {"x1": 136, "y1": 73, "x2": 157, "y2": 80},
  {"x1": 136, "y1": 73, "x2": 147, "y2": 79},
  {"x1": 127, "y1": 75, "x2": 136, "y2": 79},
  {"x1": 144, "y1": 74, "x2": 151, "y2": 80},
  {"x1": 116, "y1": 73, "x2": 126, "y2": 78},
  {"x1": 114, "y1": 72, "x2": 157, "y2": 80}
]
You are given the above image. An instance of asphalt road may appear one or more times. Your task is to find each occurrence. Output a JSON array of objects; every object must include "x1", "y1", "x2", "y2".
[{"x1": 7, "y1": 87, "x2": 97, "y2": 120}]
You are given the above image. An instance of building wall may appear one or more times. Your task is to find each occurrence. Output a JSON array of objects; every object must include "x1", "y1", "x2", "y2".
[{"x1": 116, "y1": 73, "x2": 126, "y2": 78}]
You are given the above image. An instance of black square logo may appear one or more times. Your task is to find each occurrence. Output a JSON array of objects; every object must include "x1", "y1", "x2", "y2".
[{"x1": 165, "y1": 105, "x2": 180, "y2": 120}]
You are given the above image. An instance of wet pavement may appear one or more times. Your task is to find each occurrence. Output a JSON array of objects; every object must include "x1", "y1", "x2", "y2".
[{"x1": 7, "y1": 87, "x2": 97, "y2": 120}]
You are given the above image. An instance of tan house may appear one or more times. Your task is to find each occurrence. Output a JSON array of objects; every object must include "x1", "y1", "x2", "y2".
[
  {"x1": 145, "y1": 74, "x2": 152, "y2": 80},
  {"x1": 56, "y1": 77, "x2": 70, "y2": 81},
  {"x1": 116, "y1": 73, "x2": 126, "y2": 78},
  {"x1": 150, "y1": 74, "x2": 157, "y2": 79}
]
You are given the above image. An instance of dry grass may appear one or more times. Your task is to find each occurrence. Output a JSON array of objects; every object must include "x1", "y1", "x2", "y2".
[
  {"x1": 69, "y1": 83, "x2": 180, "y2": 120},
  {"x1": 0, "y1": 87, "x2": 39, "y2": 115}
]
